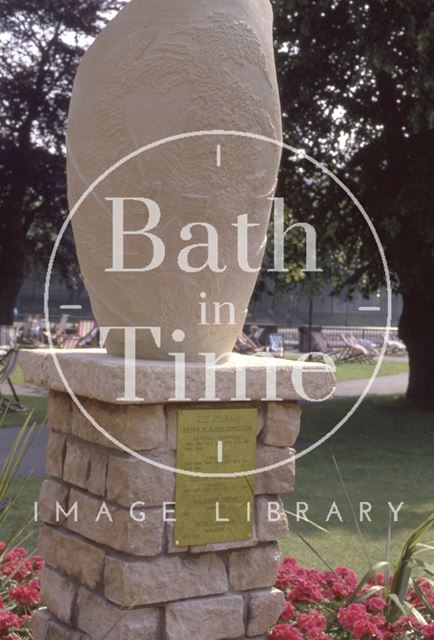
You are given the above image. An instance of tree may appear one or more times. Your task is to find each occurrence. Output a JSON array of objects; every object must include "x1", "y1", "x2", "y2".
[
  {"x1": 271, "y1": 0, "x2": 434, "y2": 406},
  {"x1": 0, "y1": 0, "x2": 124, "y2": 324}
]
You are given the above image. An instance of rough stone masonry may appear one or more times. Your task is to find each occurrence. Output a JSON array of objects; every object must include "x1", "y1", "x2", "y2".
[{"x1": 21, "y1": 349, "x2": 334, "y2": 640}]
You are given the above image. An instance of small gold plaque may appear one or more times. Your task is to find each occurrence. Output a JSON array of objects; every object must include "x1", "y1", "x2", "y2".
[{"x1": 174, "y1": 408, "x2": 257, "y2": 547}]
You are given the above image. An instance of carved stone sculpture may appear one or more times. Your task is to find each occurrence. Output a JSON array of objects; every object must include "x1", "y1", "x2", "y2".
[{"x1": 67, "y1": 0, "x2": 282, "y2": 360}]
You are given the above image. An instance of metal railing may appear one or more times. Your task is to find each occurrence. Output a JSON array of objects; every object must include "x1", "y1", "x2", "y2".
[{"x1": 278, "y1": 326, "x2": 400, "y2": 351}]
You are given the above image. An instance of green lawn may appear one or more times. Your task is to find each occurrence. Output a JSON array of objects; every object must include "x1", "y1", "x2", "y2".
[
  {"x1": 285, "y1": 353, "x2": 409, "y2": 382},
  {"x1": 1, "y1": 365, "x2": 47, "y2": 428},
  {"x1": 280, "y1": 395, "x2": 434, "y2": 575},
  {"x1": 0, "y1": 478, "x2": 42, "y2": 551},
  {"x1": 0, "y1": 395, "x2": 48, "y2": 429},
  {"x1": 334, "y1": 359, "x2": 408, "y2": 382}
]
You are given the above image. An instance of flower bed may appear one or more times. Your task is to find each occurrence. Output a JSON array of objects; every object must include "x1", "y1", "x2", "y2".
[
  {"x1": 1, "y1": 538, "x2": 434, "y2": 639},
  {"x1": 0, "y1": 543, "x2": 43, "y2": 639},
  {"x1": 271, "y1": 557, "x2": 434, "y2": 640}
]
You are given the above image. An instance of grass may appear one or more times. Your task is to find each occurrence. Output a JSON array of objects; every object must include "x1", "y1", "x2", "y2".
[
  {"x1": 0, "y1": 477, "x2": 42, "y2": 551},
  {"x1": 334, "y1": 359, "x2": 408, "y2": 382},
  {"x1": 280, "y1": 395, "x2": 434, "y2": 575},
  {"x1": 285, "y1": 353, "x2": 409, "y2": 382},
  {"x1": 0, "y1": 396, "x2": 47, "y2": 429},
  {"x1": 1, "y1": 365, "x2": 47, "y2": 428}
]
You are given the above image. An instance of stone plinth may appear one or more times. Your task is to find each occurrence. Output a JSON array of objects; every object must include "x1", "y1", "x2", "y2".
[{"x1": 20, "y1": 349, "x2": 334, "y2": 640}]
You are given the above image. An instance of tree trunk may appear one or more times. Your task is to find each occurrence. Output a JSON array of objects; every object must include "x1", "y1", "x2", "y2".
[
  {"x1": 0, "y1": 211, "x2": 25, "y2": 326},
  {"x1": 0, "y1": 274, "x2": 23, "y2": 325},
  {"x1": 399, "y1": 293, "x2": 434, "y2": 408}
]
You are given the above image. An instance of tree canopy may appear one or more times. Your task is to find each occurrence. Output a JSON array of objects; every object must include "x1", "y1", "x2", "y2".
[
  {"x1": 0, "y1": 0, "x2": 433, "y2": 402},
  {"x1": 0, "y1": 0, "x2": 123, "y2": 323},
  {"x1": 270, "y1": 0, "x2": 434, "y2": 404}
]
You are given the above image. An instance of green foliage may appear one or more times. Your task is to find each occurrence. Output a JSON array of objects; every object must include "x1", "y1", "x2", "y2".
[
  {"x1": 0, "y1": 416, "x2": 38, "y2": 551},
  {"x1": 0, "y1": 0, "x2": 126, "y2": 322},
  {"x1": 0, "y1": 478, "x2": 41, "y2": 550},
  {"x1": 388, "y1": 512, "x2": 434, "y2": 621},
  {"x1": 267, "y1": 0, "x2": 434, "y2": 301}
]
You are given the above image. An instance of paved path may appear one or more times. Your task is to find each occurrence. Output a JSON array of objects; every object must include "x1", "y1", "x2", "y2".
[
  {"x1": 1, "y1": 383, "x2": 47, "y2": 398},
  {"x1": 0, "y1": 424, "x2": 48, "y2": 477},
  {"x1": 334, "y1": 373, "x2": 408, "y2": 398}
]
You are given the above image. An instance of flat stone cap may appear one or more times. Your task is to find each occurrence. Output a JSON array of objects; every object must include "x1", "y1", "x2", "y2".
[{"x1": 20, "y1": 349, "x2": 335, "y2": 405}]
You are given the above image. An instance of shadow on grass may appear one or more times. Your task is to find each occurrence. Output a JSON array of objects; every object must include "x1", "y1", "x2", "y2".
[{"x1": 280, "y1": 395, "x2": 434, "y2": 574}]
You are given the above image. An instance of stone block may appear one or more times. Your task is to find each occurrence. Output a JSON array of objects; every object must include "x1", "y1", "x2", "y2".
[
  {"x1": 229, "y1": 544, "x2": 281, "y2": 591},
  {"x1": 246, "y1": 588, "x2": 285, "y2": 636},
  {"x1": 46, "y1": 432, "x2": 67, "y2": 479},
  {"x1": 39, "y1": 479, "x2": 69, "y2": 526},
  {"x1": 48, "y1": 391, "x2": 73, "y2": 434},
  {"x1": 77, "y1": 587, "x2": 160, "y2": 639},
  {"x1": 166, "y1": 520, "x2": 188, "y2": 554},
  {"x1": 166, "y1": 594, "x2": 244, "y2": 640},
  {"x1": 71, "y1": 400, "x2": 166, "y2": 451},
  {"x1": 39, "y1": 525, "x2": 105, "y2": 590},
  {"x1": 63, "y1": 439, "x2": 107, "y2": 496},
  {"x1": 33, "y1": 609, "x2": 87, "y2": 639},
  {"x1": 85, "y1": 446, "x2": 108, "y2": 496},
  {"x1": 106, "y1": 452, "x2": 175, "y2": 508},
  {"x1": 65, "y1": 489, "x2": 163, "y2": 556},
  {"x1": 256, "y1": 496, "x2": 289, "y2": 542},
  {"x1": 40, "y1": 566, "x2": 77, "y2": 625},
  {"x1": 261, "y1": 402, "x2": 301, "y2": 447},
  {"x1": 188, "y1": 531, "x2": 257, "y2": 554},
  {"x1": 255, "y1": 446, "x2": 295, "y2": 495},
  {"x1": 104, "y1": 553, "x2": 228, "y2": 606},
  {"x1": 32, "y1": 608, "x2": 51, "y2": 640},
  {"x1": 19, "y1": 349, "x2": 334, "y2": 404},
  {"x1": 62, "y1": 439, "x2": 89, "y2": 491},
  {"x1": 48, "y1": 619, "x2": 88, "y2": 640}
]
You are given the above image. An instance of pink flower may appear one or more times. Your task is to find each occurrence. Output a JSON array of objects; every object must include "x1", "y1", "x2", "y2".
[
  {"x1": 338, "y1": 603, "x2": 388, "y2": 639},
  {"x1": 9, "y1": 578, "x2": 40, "y2": 606},
  {"x1": 4, "y1": 548, "x2": 27, "y2": 562},
  {"x1": 270, "y1": 624, "x2": 304, "y2": 640},
  {"x1": 297, "y1": 609, "x2": 327, "y2": 635},
  {"x1": 366, "y1": 596, "x2": 388, "y2": 612},
  {"x1": 423, "y1": 622, "x2": 434, "y2": 638},
  {"x1": 287, "y1": 582, "x2": 324, "y2": 603},
  {"x1": 392, "y1": 613, "x2": 421, "y2": 635},
  {"x1": 323, "y1": 566, "x2": 358, "y2": 600},
  {"x1": 0, "y1": 541, "x2": 42, "y2": 638},
  {"x1": 0, "y1": 610, "x2": 22, "y2": 633},
  {"x1": 280, "y1": 603, "x2": 296, "y2": 621},
  {"x1": 272, "y1": 557, "x2": 432, "y2": 640}
]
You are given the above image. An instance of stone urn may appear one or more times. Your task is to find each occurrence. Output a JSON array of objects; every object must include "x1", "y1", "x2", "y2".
[{"x1": 67, "y1": 0, "x2": 282, "y2": 361}]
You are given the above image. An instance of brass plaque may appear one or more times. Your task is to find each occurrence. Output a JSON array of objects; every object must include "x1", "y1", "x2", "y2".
[{"x1": 174, "y1": 408, "x2": 257, "y2": 547}]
